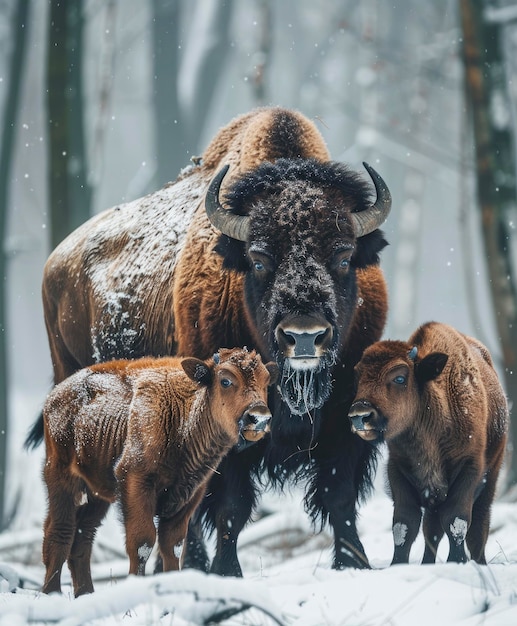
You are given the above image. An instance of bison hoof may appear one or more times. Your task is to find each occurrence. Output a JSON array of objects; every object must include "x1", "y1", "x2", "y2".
[
  {"x1": 210, "y1": 557, "x2": 243, "y2": 578},
  {"x1": 333, "y1": 547, "x2": 371, "y2": 570},
  {"x1": 181, "y1": 544, "x2": 210, "y2": 573}
]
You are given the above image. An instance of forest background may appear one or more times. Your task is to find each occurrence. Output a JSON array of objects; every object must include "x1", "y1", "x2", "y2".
[{"x1": 1, "y1": 0, "x2": 517, "y2": 544}]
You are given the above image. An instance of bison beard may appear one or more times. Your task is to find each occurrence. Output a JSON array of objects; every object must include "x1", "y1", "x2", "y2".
[{"x1": 279, "y1": 356, "x2": 333, "y2": 415}]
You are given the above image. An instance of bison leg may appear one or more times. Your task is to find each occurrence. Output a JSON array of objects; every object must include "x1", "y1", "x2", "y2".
[
  {"x1": 466, "y1": 493, "x2": 490, "y2": 565},
  {"x1": 68, "y1": 496, "x2": 110, "y2": 596},
  {"x1": 388, "y1": 464, "x2": 422, "y2": 564},
  {"x1": 194, "y1": 452, "x2": 258, "y2": 577},
  {"x1": 180, "y1": 510, "x2": 210, "y2": 573},
  {"x1": 319, "y1": 477, "x2": 370, "y2": 569},
  {"x1": 422, "y1": 509, "x2": 444, "y2": 564},
  {"x1": 308, "y1": 445, "x2": 374, "y2": 570},
  {"x1": 438, "y1": 471, "x2": 479, "y2": 563},
  {"x1": 467, "y1": 445, "x2": 505, "y2": 564},
  {"x1": 441, "y1": 509, "x2": 470, "y2": 564},
  {"x1": 119, "y1": 473, "x2": 157, "y2": 576},
  {"x1": 42, "y1": 466, "x2": 80, "y2": 594},
  {"x1": 158, "y1": 489, "x2": 206, "y2": 572},
  {"x1": 466, "y1": 474, "x2": 497, "y2": 564}
]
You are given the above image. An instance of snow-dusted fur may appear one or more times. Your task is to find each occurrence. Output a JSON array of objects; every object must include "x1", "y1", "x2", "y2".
[
  {"x1": 349, "y1": 321, "x2": 508, "y2": 565},
  {"x1": 42, "y1": 348, "x2": 276, "y2": 596}
]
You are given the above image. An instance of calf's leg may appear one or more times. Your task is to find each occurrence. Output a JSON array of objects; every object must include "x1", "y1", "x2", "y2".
[
  {"x1": 438, "y1": 469, "x2": 479, "y2": 563},
  {"x1": 388, "y1": 465, "x2": 422, "y2": 564},
  {"x1": 119, "y1": 473, "x2": 157, "y2": 575},
  {"x1": 466, "y1": 472, "x2": 500, "y2": 564},
  {"x1": 68, "y1": 496, "x2": 110, "y2": 596},
  {"x1": 157, "y1": 490, "x2": 206, "y2": 572},
  {"x1": 42, "y1": 466, "x2": 80, "y2": 594}
]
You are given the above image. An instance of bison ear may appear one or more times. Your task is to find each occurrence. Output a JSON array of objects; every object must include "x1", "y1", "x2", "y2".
[
  {"x1": 415, "y1": 352, "x2": 448, "y2": 385},
  {"x1": 266, "y1": 362, "x2": 279, "y2": 385},
  {"x1": 351, "y1": 230, "x2": 388, "y2": 268},
  {"x1": 214, "y1": 235, "x2": 250, "y2": 272},
  {"x1": 181, "y1": 358, "x2": 213, "y2": 386}
]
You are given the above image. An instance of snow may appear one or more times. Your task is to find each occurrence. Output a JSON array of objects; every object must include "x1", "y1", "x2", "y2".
[{"x1": 2, "y1": 454, "x2": 517, "y2": 625}]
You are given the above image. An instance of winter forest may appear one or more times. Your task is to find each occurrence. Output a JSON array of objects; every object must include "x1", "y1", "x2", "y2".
[{"x1": 2, "y1": 0, "x2": 517, "y2": 624}]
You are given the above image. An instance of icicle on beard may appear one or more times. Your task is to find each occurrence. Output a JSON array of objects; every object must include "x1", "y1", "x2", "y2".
[{"x1": 279, "y1": 357, "x2": 333, "y2": 415}]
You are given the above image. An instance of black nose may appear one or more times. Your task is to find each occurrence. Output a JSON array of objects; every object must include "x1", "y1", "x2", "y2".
[
  {"x1": 245, "y1": 404, "x2": 272, "y2": 430},
  {"x1": 348, "y1": 400, "x2": 376, "y2": 430},
  {"x1": 276, "y1": 322, "x2": 332, "y2": 358}
]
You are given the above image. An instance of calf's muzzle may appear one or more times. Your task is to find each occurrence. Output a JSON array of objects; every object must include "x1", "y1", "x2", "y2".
[
  {"x1": 348, "y1": 400, "x2": 384, "y2": 442},
  {"x1": 238, "y1": 403, "x2": 272, "y2": 447}
]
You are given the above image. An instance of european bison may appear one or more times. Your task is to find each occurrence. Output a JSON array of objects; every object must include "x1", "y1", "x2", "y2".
[
  {"x1": 349, "y1": 321, "x2": 508, "y2": 565},
  {"x1": 28, "y1": 106, "x2": 392, "y2": 573},
  {"x1": 42, "y1": 348, "x2": 277, "y2": 596}
]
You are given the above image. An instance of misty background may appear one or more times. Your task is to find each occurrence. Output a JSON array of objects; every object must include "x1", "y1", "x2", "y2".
[{"x1": 1, "y1": 0, "x2": 516, "y2": 542}]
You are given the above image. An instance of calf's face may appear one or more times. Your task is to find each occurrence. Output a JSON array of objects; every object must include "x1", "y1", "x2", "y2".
[
  {"x1": 181, "y1": 349, "x2": 278, "y2": 448},
  {"x1": 348, "y1": 342, "x2": 448, "y2": 443}
]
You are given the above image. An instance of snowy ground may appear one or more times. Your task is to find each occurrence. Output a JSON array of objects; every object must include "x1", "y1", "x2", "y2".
[{"x1": 2, "y1": 450, "x2": 517, "y2": 625}]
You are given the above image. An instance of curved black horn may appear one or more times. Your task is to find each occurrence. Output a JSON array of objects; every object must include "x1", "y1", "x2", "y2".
[
  {"x1": 205, "y1": 165, "x2": 250, "y2": 242},
  {"x1": 350, "y1": 162, "x2": 392, "y2": 237}
]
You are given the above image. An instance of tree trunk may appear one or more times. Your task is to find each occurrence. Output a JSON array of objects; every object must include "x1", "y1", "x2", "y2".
[
  {"x1": 0, "y1": 0, "x2": 31, "y2": 530},
  {"x1": 47, "y1": 0, "x2": 92, "y2": 250},
  {"x1": 459, "y1": 0, "x2": 517, "y2": 488},
  {"x1": 152, "y1": 0, "x2": 185, "y2": 187},
  {"x1": 178, "y1": 0, "x2": 234, "y2": 151}
]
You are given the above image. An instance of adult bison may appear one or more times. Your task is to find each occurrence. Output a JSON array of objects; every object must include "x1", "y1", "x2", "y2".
[{"x1": 28, "y1": 107, "x2": 392, "y2": 574}]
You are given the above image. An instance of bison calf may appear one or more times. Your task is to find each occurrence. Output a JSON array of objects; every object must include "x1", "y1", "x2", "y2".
[
  {"x1": 348, "y1": 321, "x2": 508, "y2": 565},
  {"x1": 42, "y1": 348, "x2": 277, "y2": 596}
]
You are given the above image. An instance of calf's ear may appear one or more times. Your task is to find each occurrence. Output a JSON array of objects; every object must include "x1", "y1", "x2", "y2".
[
  {"x1": 266, "y1": 362, "x2": 279, "y2": 385},
  {"x1": 415, "y1": 352, "x2": 448, "y2": 385},
  {"x1": 181, "y1": 358, "x2": 213, "y2": 386}
]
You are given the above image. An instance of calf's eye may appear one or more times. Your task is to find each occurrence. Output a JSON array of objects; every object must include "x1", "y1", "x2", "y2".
[
  {"x1": 393, "y1": 375, "x2": 406, "y2": 385},
  {"x1": 220, "y1": 378, "x2": 232, "y2": 388}
]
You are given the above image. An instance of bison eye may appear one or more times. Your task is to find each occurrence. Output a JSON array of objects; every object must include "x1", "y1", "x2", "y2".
[
  {"x1": 253, "y1": 260, "x2": 265, "y2": 272},
  {"x1": 332, "y1": 248, "x2": 353, "y2": 274},
  {"x1": 220, "y1": 378, "x2": 233, "y2": 388},
  {"x1": 393, "y1": 375, "x2": 406, "y2": 385}
]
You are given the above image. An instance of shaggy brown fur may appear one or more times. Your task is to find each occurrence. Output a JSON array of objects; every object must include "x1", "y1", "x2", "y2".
[
  {"x1": 42, "y1": 348, "x2": 277, "y2": 596},
  {"x1": 349, "y1": 321, "x2": 508, "y2": 564}
]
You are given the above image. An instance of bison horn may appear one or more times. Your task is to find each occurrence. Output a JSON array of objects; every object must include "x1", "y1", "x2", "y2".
[
  {"x1": 408, "y1": 346, "x2": 418, "y2": 361},
  {"x1": 350, "y1": 162, "x2": 392, "y2": 237},
  {"x1": 205, "y1": 164, "x2": 250, "y2": 242},
  {"x1": 206, "y1": 162, "x2": 391, "y2": 241}
]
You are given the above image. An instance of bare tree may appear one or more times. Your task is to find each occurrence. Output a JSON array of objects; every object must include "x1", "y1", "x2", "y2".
[
  {"x1": 47, "y1": 0, "x2": 92, "y2": 250},
  {"x1": 150, "y1": 0, "x2": 236, "y2": 187},
  {"x1": 177, "y1": 0, "x2": 234, "y2": 152},
  {"x1": 151, "y1": 0, "x2": 184, "y2": 186},
  {"x1": 459, "y1": 0, "x2": 517, "y2": 488},
  {"x1": 0, "y1": 0, "x2": 31, "y2": 529}
]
